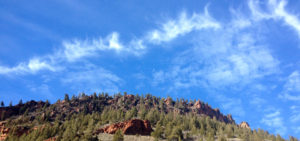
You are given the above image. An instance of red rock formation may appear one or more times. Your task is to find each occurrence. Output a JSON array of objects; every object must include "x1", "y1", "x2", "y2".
[
  {"x1": 239, "y1": 121, "x2": 250, "y2": 129},
  {"x1": 164, "y1": 97, "x2": 173, "y2": 106},
  {"x1": 125, "y1": 94, "x2": 134, "y2": 100},
  {"x1": 44, "y1": 137, "x2": 56, "y2": 141},
  {"x1": 0, "y1": 121, "x2": 31, "y2": 141},
  {"x1": 0, "y1": 121, "x2": 9, "y2": 141},
  {"x1": 95, "y1": 119, "x2": 153, "y2": 135},
  {"x1": 194, "y1": 100, "x2": 202, "y2": 109}
]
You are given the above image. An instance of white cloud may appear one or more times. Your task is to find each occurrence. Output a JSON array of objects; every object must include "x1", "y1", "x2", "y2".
[
  {"x1": 0, "y1": 9, "x2": 222, "y2": 76},
  {"x1": 249, "y1": 0, "x2": 300, "y2": 37},
  {"x1": 0, "y1": 32, "x2": 146, "y2": 75},
  {"x1": 0, "y1": 58, "x2": 57, "y2": 75},
  {"x1": 62, "y1": 32, "x2": 125, "y2": 62},
  {"x1": 261, "y1": 110, "x2": 287, "y2": 135},
  {"x1": 290, "y1": 106, "x2": 300, "y2": 123},
  {"x1": 152, "y1": 27, "x2": 279, "y2": 90},
  {"x1": 293, "y1": 126, "x2": 300, "y2": 134},
  {"x1": 249, "y1": 94, "x2": 266, "y2": 108},
  {"x1": 147, "y1": 10, "x2": 220, "y2": 44},
  {"x1": 216, "y1": 94, "x2": 245, "y2": 117},
  {"x1": 279, "y1": 71, "x2": 300, "y2": 100},
  {"x1": 61, "y1": 67, "x2": 122, "y2": 94}
]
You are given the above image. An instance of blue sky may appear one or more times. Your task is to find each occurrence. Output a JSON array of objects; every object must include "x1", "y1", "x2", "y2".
[{"x1": 1, "y1": 0, "x2": 300, "y2": 138}]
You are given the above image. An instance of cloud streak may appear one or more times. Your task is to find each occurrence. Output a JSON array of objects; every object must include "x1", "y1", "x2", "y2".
[
  {"x1": 0, "y1": 58, "x2": 57, "y2": 75},
  {"x1": 249, "y1": 0, "x2": 300, "y2": 37},
  {"x1": 261, "y1": 110, "x2": 287, "y2": 135},
  {"x1": 152, "y1": 28, "x2": 279, "y2": 91},
  {"x1": 61, "y1": 67, "x2": 122, "y2": 94},
  {"x1": 147, "y1": 10, "x2": 220, "y2": 44},
  {"x1": 279, "y1": 71, "x2": 300, "y2": 100},
  {"x1": 0, "y1": 9, "x2": 220, "y2": 76}
]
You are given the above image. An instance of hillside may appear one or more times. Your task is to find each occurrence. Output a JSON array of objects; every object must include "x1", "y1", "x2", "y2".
[{"x1": 0, "y1": 93, "x2": 298, "y2": 141}]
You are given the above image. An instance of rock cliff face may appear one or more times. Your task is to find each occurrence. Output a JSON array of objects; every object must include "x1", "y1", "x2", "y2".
[
  {"x1": 239, "y1": 121, "x2": 250, "y2": 129},
  {"x1": 189, "y1": 100, "x2": 234, "y2": 123},
  {"x1": 95, "y1": 119, "x2": 153, "y2": 135}
]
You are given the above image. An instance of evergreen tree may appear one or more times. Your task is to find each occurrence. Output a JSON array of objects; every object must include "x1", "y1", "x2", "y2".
[
  {"x1": 276, "y1": 134, "x2": 285, "y2": 141},
  {"x1": 18, "y1": 99, "x2": 23, "y2": 105},
  {"x1": 1, "y1": 111, "x2": 5, "y2": 120},
  {"x1": 151, "y1": 124, "x2": 163, "y2": 139},
  {"x1": 138, "y1": 104, "x2": 147, "y2": 119},
  {"x1": 289, "y1": 136, "x2": 298, "y2": 141},
  {"x1": 64, "y1": 94, "x2": 70, "y2": 102},
  {"x1": 218, "y1": 135, "x2": 226, "y2": 141},
  {"x1": 9, "y1": 101, "x2": 12, "y2": 107},
  {"x1": 45, "y1": 99, "x2": 50, "y2": 106},
  {"x1": 0, "y1": 101, "x2": 4, "y2": 107},
  {"x1": 225, "y1": 125, "x2": 234, "y2": 138},
  {"x1": 113, "y1": 129, "x2": 124, "y2": 141}
]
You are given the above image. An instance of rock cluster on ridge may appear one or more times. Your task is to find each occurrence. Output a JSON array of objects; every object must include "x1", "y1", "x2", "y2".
[
  {"x1": 94, "y1": 119, "x2": 153, "y2": 135},
  {"x1": 239, "y1": 121, "x2": 250, "y2": 129}
]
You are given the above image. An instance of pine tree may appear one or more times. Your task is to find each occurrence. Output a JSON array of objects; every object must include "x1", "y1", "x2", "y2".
[
  {"x1": 225, "y1": 125, "x2": 234, "y2": 138},
  {"x1": 289, "y1": 136, "x2": 298, "y2": 141},
  {"x1": 113, "y1": 129, "x2": 124, "y2": 141},
  {"x1": 64, "y1": 94, "x2": 70, "y2": 102},
  {"x1": 151, "y1": 124, "x2": 163, "y2": 139},
  {"x1": 0, "y1": 101, "x2": 4, "y2": 107},
  {"x1": 218, "y1": 135, "x2": 226, "y2": 141},
  {"x1": 19, "y1": 99, "x2": 23, "y2": 105}
]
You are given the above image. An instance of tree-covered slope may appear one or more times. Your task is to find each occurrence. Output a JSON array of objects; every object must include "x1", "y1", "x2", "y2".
[{"x1": 0, "y1": 93, "x2": 298, "y2": 141}]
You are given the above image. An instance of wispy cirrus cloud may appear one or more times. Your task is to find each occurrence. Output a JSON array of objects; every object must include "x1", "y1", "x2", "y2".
[
  {"x1": 61, "y1": 32, "x2": 124, "y2": 62},
  {"x1": 261, "y1": 110, "x2": 287, "y2": 135},
  {"x1": 0, "y1": 58, "x2": 57, "y2": 75},
  {"x1": 61, "y1": 67, "x2": 122, "y2": 94},
  {"x1": 147, "y1": 9, "x2": 220, "y2": 44},
  {"x1": 0, "y1": 32, "x2": 144, "y2": 75},
  {"x1": 290, "y1": 106, "x2": 300, "y2": 123},
  {"x1": 249, "y1": 0, "x2": 300, "y2": 37},
  {"x1": 152, "y1": 28, "x2": 279, "y2": 91},
  {"x1": 0, "y1": 9, "x2": 219, "y2": 76},
  {"x1": 279, "y1": 71, "x2": 300, "y2": 100}
]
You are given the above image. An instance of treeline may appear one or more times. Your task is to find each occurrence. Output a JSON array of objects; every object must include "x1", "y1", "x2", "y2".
[{"x1": 2, "y1": 92, "x2": 299, "y2": 141}]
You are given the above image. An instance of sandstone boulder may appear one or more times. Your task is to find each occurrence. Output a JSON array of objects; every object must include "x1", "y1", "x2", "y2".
[
  {"x1": 95, "y1": 119, "x2": 153, "y2": 135},
  {"x1": 164, "y1": 97, "x2": 173, "y2": 106},
  {"x1": 239, "y1": 121, "x2": 250, "y2": 129},
  {"x1": 194, "y1": 100, "x2": 202, "y2": 109}
]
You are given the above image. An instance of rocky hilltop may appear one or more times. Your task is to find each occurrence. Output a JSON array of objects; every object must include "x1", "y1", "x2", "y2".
[
  {"x1": 0, "y1": 93, "x2": 294, "y2": 141},
  {"x1": 0, "y1": 94, "x2": 234, "y2": 124}
]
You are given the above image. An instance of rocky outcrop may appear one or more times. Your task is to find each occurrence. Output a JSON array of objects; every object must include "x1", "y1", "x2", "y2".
[
  {"x1": 239, "y1": 121, "x2": 250, "y2": 129},
  {"x1": 194, "y1": 100, "x2": 202, "y2": 109},
  {"x1": 0, "y1": 121, "x2": 31, "y2": 141},
  {"x1": 164, "y1": 97, "x2": 173, "y2": 106},
  {"x1": 95, "y1": 119, "x2": 153, "y2": 135},
  {"x1": 191, "y1": 100, "x2": 235, "y2": 124},
  {"x1": 0, "y1": 122, "x2": 9, "y2": 141},
  {"x1": 44, "y1": 137, "x2": 56, "y2": 141}
]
